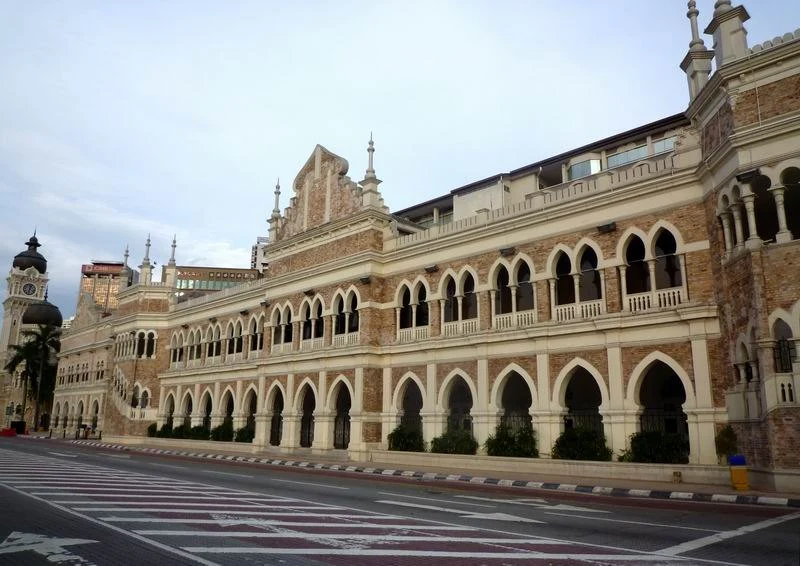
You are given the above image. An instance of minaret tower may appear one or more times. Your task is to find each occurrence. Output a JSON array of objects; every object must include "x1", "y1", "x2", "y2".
[
  {"x1": 139, "y1": 235, "x2": 153, "y2": 285},
  {"x1": 268, "y1": 179, "x2": 282, "y2": 241},
  {"x1": 163, "y1": 235, "x2": 178, "y2": 287},
  {"x1": 680, "y1": 1, "x2": 716, "y2": 102},
  {"x1": 360, "y1": 133, "x2": 385, "y2": 209},
  {"x1": 704, "y1": 0, "x2": 750, "y2": 68}
]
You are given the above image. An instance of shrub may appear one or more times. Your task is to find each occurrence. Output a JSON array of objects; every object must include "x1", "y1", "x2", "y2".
[
  {"x1": 551, "y1": 427, "x2": 612, "y2": 461},
  {"x1": 235, "y1": 427, "x2": 254, "y2": 443},
  {"x1": 430, "y1": 428, "x2": 478, "y2": 455},
  {"x1": 715, "y1": 425, "x2": 738, "y2": 458},
  {"x1": 485, "y1": 423, "x2": 538, "y2": 458},
  {"x1": 627, "y1": 430, "x2": 689, "y2": 464},
  {"x1": 189, "y1": 425, "x2": 210, "y2": 440},
  {"x1": 387, "y1": 424, "x2": 425, "y2": 452},
  {"x1": 156, "y1": 422, "x2": 173, "y2": 438},
  {"x1": 146, "y1": 423, "x2": 157, "y2": 437},
  {"x1": 170, "y1": 424, "x2": 188, "y2": 439},
  {"x1": 210, "y1": 420, "x2": 234, "y2": 442}
]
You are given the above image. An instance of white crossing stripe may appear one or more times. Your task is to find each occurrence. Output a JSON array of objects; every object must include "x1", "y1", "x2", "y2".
[
  {"x1": 102, "y1": 517, "x2": 473, "y2": 529},
  {"x1": 140, "y1": 531, "x2": 553, "y2": 543}
]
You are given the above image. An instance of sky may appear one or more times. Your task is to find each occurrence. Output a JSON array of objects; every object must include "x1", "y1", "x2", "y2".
[{"x1": 0, "y1": 1, "x2": 797, "y2": 319}]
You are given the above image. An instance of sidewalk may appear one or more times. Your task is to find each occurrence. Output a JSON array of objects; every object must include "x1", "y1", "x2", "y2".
[{"x1": 56, "y1": 437, "x2": 800, "y2": 509}]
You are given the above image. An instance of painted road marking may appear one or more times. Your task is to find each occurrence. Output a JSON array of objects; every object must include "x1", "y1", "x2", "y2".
[
  {"x1": 454, "y1": 494, "x2": 610, "y2": 513},
  {"x1": 101, "y1": 517, "x2": 473, "y2": 529},
  {"x1": 181, "y1": 548, "x2": 681, "y2": 560},
  {"x1": 203, "y1": 470, "x2": 253, "y2": 478},
  {"x1": 375, "y1": 500, "x2": 544, "y2": 523},
  {"x1": 378, "y1": 491, "x2": 495, "y2": 508},
  {"x1": 544, "y1": 511, "x2": 723, "y2": 532},
  {"x1": 149, "y1": 463, "x2": 186, "y2": 470},
  {"x1": 659, "y1": 511, "x2": 800, "y2": 556},
  {"x1": 73, "y1": 508, "x2": 383, "y2": 517},
  {"x1": 104, "y1": 454, "x2": 131, "y2": 459},
  {"x1": 46, "y1": 452, "x2": 78, "y2": 458},
  {"x1": 0, "y1": 531, "x2": 97, "y2": 564},
  {"x1": 271, "y1": 477, "x2": 349, "y2": 490},
  {"x1": 140, "y1": 531, "x2": 555, "y2": 543}
]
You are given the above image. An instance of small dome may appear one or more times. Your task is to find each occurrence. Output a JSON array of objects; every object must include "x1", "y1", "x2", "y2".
[
  {"x1": 13, "y1": 235, "x2": 47, "y2": 274},
  {"x1": 22, "y1": 298, "x2": 63, "y2": 328}
]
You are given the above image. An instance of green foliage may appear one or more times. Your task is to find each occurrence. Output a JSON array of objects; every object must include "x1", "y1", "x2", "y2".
[
  {"x1": 551, "y1": 427, "x2": 612, "y2": 461},
  {"x1": 430, "y1": 428, "x2": 478, "y2": 455},
  {"x1": 210, "y1": 420, "x2": 234, "y2": 441},
  {"x1": 189, "y1": 425, "x2": 210, "y2": 440},
  {"x1": 387, "y1": 424, "x2": 425, "y2": 452},
  {"x1": 170, "y1": 424, "x2": 189, "y2": 439},
  {"x1": 626, "y1": 430, "x2": 689, "y2": 464},
  {"x1": 235, "y1": 427, "x2": 254, "y2": 443},
  {"x1": 156, "y1": 422, "x2": 174, "y2": 438},
  {"x1": 146, "y1": 423, "x2": 157, "y2": 437},
  {"x1": 485, "y1": 423, "x2": 538, "y2": 458},
  {"x1": 715, "y1": 425, "x2": 738, "y2": 458}
]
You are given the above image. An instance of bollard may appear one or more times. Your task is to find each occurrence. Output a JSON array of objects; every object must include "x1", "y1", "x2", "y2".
[{"x1": 728, "y1": 454, "x2": 749, "y2": 491}]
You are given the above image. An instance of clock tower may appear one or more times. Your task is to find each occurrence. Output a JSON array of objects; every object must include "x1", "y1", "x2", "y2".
[{"x1": 0, "y1": 234, "x2": 51, "y2": 422}]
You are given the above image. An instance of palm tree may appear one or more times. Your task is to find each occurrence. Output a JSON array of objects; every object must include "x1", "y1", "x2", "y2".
[{"x1": 4, "y1": 324, "x2": 61, "y2": 431}]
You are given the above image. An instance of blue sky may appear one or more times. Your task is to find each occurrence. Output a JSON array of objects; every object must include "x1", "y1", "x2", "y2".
[{"x1": 0, "y1": 1, "x2": 797, "y2": 318}]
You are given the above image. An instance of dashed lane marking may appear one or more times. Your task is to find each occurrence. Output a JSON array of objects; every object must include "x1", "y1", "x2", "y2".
[{"x1": 271, "y1": 477, "x2": 349, "y2": 490}]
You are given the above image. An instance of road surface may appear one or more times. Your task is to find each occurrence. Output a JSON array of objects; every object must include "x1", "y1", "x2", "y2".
[{"x1": 0, "y1": 439, "x2": 798, "y2": 565}]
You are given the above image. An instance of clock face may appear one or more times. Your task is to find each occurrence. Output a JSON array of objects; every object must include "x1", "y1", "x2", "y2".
[{"x1": 22, "y1": 283, "x2": 36, "y2": 296}]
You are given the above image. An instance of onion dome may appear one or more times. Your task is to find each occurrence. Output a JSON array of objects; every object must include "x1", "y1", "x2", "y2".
[
  {"x1": 22, "y1": 292, "x2": 63, "y2": 328},
  {"x1": 13, "y1": 234, "x2": 47, "y2": 274}
]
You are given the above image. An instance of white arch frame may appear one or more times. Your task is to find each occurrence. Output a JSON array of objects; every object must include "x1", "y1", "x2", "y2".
[
  {"x1": 545, "y1": 244, "x2": 575, "y2": 278},
  {"x1": 436, "y1": 369, "x2": 478, "y2": 411},
  {"x1": 241, "y1": 384, "x2": 259, "y2": 414},
  {"x1": 625, "y1": 351, "x2": 698, "y2": 410},
  {"x1": 325, "y1": 375, "x2": 355, "y2": 412},
  {"x1": 293, "y1": 378, "x2": 319, "y2": 413},
  {"x1": 218, "y1": 385, "x2": 236, "y2": 416},
  {"x1": 551, "y1": 357, "x2": 610, "y2": 411},
  {"x1": 265, "y1": 381, "x2": 287, "y2": 413},
  {"x1": 181, "y1": 390, "x2": 195, "y2": 415},
  {"x1": 489, "y1": 363, "x2": 538, "y2": 411},
  {"x1": 614, "y1": 226, "x2": 650, "y2": 263},
  {"x1": 391, "y1": 371, "x2": 427, "y2": 412}
]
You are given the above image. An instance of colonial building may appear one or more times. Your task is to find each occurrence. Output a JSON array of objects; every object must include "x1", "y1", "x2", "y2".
[{"x1": 49, "y1": 2, "x2": 800, "y2": 489}]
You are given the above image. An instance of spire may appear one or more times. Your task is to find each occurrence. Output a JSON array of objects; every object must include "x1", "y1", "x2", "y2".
[
  {"x1": 687, "y1": 1, "x2": 705, "y2": 51},
  {"x1": 142, "y1": 234, "x2": 151, "y2": 265},
  {"x1": 123, "y1": 245, "x2": 129, "y2": 268},
  {"x1": 272, "y1": 178, "x2": 281, "y2": 217},
  {"x1": 365, "y1": 132, "x2": 376, "y2": 180},
  {"x1": 168, "y1": 235, "x2": 176, "y2": 265},
  {"x1": 704, "y1": 0, "x2": 750, "y2": 68},
  {"x1": 713, "y1": 0, "x2": 733, "y2": 16}
]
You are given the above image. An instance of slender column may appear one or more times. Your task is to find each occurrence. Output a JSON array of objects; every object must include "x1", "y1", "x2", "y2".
[
  {"x1": 489, "y1": 290, "x2": 497, "y2": 321},
  {"x1": 646, "y1": 259, "x2": 656, "y2": 294},
  {"x1": 731, "y1": 204, "x2": 745, "y2": 250},
  {"x1": 619, "y1": 265, "x2": 628, "y2": 311},
  {"x1": 742, "y1": 194, "x2": 762, "y2": 248},
  {"x1": 770, "y1": 186, "x2": 792, "y2": 243},
  {"x1": 410, "y1": 304, "x2": 417, "y2": 329},
  {"x1": 509, "y1": 285, "x2": 518, "y2": 314},
  {"x1": 456, "y1": 296, "x2": 463, "y2": 324},
  {"x1": 548, "y1": 279, "x2": 556, "y2": 320},
  {"x1": 720, "y1": 213, "x2": 733, "y2": 257},
  {"x1": 599, "y1": 270, "x2": 607, "y2": 313},
  {"x1": 395, "y1": 307, "x2": 401, "y2": 340},
  {"x1": 572, "y1": 273, "x2": 580, "y2": 308}
]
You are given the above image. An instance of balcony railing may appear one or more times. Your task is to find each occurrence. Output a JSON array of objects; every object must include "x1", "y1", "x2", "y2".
[
  {"x1": 398, "y1": 326, "x2": 430, "y2": 343},
  {"x1": 300, "y1": 337, "x2": 324, "y2": 352},
  {"x1": 554, "y1": 299, "x2": 605, "y2": 322},
  {"x1": 493, "y1": 309, "x2": 537, "y2": 330},
  {"x1": 272, "y1": 342, "x2": 293, "y2": 355},
  {"x1": 554, "y1": 304, "x2": 576, "y2": 322},
  {"x1": 626, "y1": 286, "x2": 686, "y2": 313},
  {"x1": 442, "y1": 318, "x2": 478, "y2": 337},
  {"x1": 332, "y1": 332, "x2": 359, "y2": 347},
  {"x1": 248, "y1": 349, "x2": 262, "y2": 360}
]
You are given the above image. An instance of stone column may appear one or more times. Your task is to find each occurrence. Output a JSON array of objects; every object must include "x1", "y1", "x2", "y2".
[
  {"x1": 770, "y1": 186, "x2": 792, "y2": 243},
  {"x1": 313, "y1": 412, "x2": 334, "y2": 452},
  {"x1": 731, "y1": 204, "x2": 745, "y2": 250},
  {"x1": 281, "y1": 412, "x2": 300, "y2": 451},
  {"x1": 572, "y1": 273, "x2": 581, "y2": 310},
  {"x1": 394, "y1": 307, "x2": 401, "y2": 341},
  {"x1": 548, "y1": 279, "x2": 556, "y2": 321},
  {"x1": 618, "y1": 265, "x2": 628, "y2": 311},
  {"x1": 720, "y1": 213, "x2": 734, "y2": 257},
  {"x1": 742, "y1": 194, "x2": 762, "y2": 249},
  {"x1": 646, "y1": 259, "x2": 656, "y2": 295}
]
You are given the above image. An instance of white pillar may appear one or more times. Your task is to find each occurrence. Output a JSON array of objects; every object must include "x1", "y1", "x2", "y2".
[
  {"x1": 473, "y1": 359, "x2": 490, "y2": 453},
  {"x1": 731, "y1": 205, "x2": 745, "y2": 250},
  {"x1": 742, "y1": 194, "x2": 762, "y2": 249},
  {"x1": 770, "y1": 186, "x2": 792, "y2": 243},
  {"x1": 720, "y1": 213, "x2": 734, "y2": 257}
]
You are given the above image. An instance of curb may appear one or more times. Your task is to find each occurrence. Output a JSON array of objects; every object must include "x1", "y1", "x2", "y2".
[{"x1": 67, "y1": 439, "x2": 800, "y2": 509}]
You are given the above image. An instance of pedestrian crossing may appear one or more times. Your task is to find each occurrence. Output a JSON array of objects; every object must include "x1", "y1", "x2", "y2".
[{"x1": 0, "y1": 448, "x2": 694, "y2": 564}]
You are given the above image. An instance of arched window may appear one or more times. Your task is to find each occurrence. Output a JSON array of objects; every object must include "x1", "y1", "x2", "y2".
[
  {"x1": 347, "y1": 294, "x2": 359, "y2": 333},
  {"x1": 212, "y1": 326, "x2": 222, "y2": 357},
  {"x1": 249, "y1": 319, "x2": 261, "y2": 351},
  {"x1": 625, "y1": 236, "x2": 650, "y2": 294},
  {"x1": 555, "y1": 252, "x2": 574, "y2": 305},
  {"x1": 773, "y1": 320, "x2": 795, "y2": 373},
  {"x1": 145, "y1": 332, "x2": 156, "y2": 358},
  {"x1": 516, "y1": 263, "x2": 534, "y2": 311},
  {"x1": 334, "y1": 296, "x2": 346, "y2": 335},
  {"x1": 578, "y1": 247, "x2": 601, "y2": 301},
  {"x1": 314, "y1": 302, "x2": 324, "y2": 339},
  {"x1": 462, "y1": 274, "x2": 477, "y2": 320},
  {"x1": 781, "y1": 167, "x2": 800, "y2": 239},
  {"x1": 654, "y1": 230, "x2": 682, "y2": 289},
  {"x1": 302, "y1": 304, "x2": 313, "y2": 340},
  {"x1": 136, "y1": 332, "x2": 146, "y2": 358},
  {"x1": 495, "y1": 266, "x2": 512, "y2": 314},
  {"x1": 415, "y1": 286, "x2": 429, "y2": 326},
  {"x1": 227, "y1": 324, "x2": 236, "y2": 355},
  {"x1": 444, "y1": 277, "x2": 458, "y2": 322},
  {"x1": 399, "y1": 287, "x2": 413, "y2": 329},
  {"x1": 273, "y1": 311, "x2": 283, "y2": 344},
  {"x1": 140, "y1": 390, "x2": 149, "y2": 409},
  {"x1": 283, "y1": 310, "x2": 293, "y2": 344},
  {"x1": 234, "y1": 322, "x2": 244, "y2": 354}
]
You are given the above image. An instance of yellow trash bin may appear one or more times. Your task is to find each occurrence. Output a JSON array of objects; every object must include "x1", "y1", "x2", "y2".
[{"x1": 728, "y1": 454, "x2": 749, "y2": 491}]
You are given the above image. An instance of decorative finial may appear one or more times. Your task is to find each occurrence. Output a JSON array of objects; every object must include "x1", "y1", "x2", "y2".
[
  {"x1": 143, "y1": 234, "x2": 151, "y2": 263},
  {"x1": 713, "y1": 0, "x2": 732, "y2": 15},
  {"x1": 687, "y1": 1, "x2": 705, "y2": 51},
  {"x1": 169, "y1": 235, "x2": 176, "y2": 263},
  {"x1": 272, "y1": 178, "x2": 281, "y2": 216},
  {"x1": 365, "y1": 133, "x2": 376, "y2": 179},
  {"x1": 44, "y1": 287, "x2": 48, "y2": 300},
  {"x1": 123, "y1": 245, "x2": 129, "y2": 267},
  {"x1": 33, "y1": 227, "x2": 37, "y2": 238}
]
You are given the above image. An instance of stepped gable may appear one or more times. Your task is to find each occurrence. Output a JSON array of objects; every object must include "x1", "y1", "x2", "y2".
[
  {"x1": 68, "y1": 293, "x2": 104, "y2": 332},
  {"x1": 276, "y1": 145, "x2": 362, "y2": 242}
]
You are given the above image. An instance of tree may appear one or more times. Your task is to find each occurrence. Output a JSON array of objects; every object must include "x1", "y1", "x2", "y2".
[{"x1": 4, "y1": 325, "x2": 61, "y2": 431}]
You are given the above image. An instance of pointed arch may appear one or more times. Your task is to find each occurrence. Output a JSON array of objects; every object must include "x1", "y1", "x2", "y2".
[
  {"x1": 266, "y1": 381, "x2": 287, "y2": 412},
  {"x1": 325, "y1": 375, "x2": 355, "y2": 411},
  {"x1": 436, "y1": 369, "x2": 478, "y2": 411},
  {"x1": 391, "y1": 372, "x2": 427, "y2": 412},
  {"x1": 489, "y1": 363, "x2": 537, "y2": 410},
  {"x1": 551, "y1": 357, "x2": 610, "y2": 410},
  {"x1": 615, "y1": 226, "x2": 650, "y2": 262},
  {"x1": 626, "y1": 351, "x2": 697, "y2": 410},
  {"x1": 574, "y1": 237, "x2": 605, "y2": 268},
  {"x1": 436, "y1": 267, "x2": 459, "y2": 298},
  {"x1": 293, "y1": 378, "x2": 319, "y2": 413},
  {"x1": 768, "y1": 307, "x2": 799, "y2": 339},
  {"x1": 219, "y1": 385, "x2": 236, "y2": 413},
  {"x1": 487, "y1": 257, "x2": 513, "y2": 288},
  {"x1": 647, "y1": 220, "x2": 685, "y2": 256},
  {"x1": 393, "y1": 279, "x2": 414, "y2": 305},
  {"x1": 457, "y1": 265, "x2": 480, "y2": 294},
  {"x1": 545, "y1": 244, "x2": 574, "y2": 278}
]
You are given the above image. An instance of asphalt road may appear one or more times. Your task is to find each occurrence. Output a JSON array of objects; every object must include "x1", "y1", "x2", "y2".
[{"x1": 1, "y1": 438, "x2": 798, "y2": 565}]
